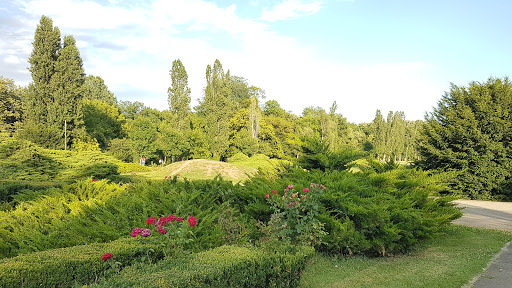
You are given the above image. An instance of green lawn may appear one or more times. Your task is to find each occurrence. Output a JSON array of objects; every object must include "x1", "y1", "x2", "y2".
[{"x1": 300, "y1": 225, "x2": 512, "y2": 288}]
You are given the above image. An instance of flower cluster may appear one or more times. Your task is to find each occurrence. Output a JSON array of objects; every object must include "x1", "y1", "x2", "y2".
[
  {"x1": 164, "y1": 174, "x2": 180, "y2": 179},
  {"x1": 102, "y1": 253, "x2": 113, "y2": 261},
  {"x1": 131, "y1": 213, "x2": 197, "y2": 256},
  {"x1": 263, "y1": 183, "x2": 327, "y2": 246},
  {"x1": 132, "y1": 214, "x2": 196, "y2": 238}
]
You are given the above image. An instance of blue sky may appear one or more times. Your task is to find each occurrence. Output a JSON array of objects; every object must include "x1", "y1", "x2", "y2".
[{"x1": 1, "y1": 0, "x2": 511, "y2": 123}]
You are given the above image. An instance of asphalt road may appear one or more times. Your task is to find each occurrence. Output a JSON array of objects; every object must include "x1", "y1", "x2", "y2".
[{"x1": 452, "y1": 199, "x2": 512, "y2": 231}]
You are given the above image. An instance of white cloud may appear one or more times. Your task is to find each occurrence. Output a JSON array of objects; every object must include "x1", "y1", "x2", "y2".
[
  {"x1": 260, "y1": 0, "x2": 323, "y2": 22},
  {"x1": 4, "y1": 55, "x2": 21, "y2": 64},
  {"x1": 3, "y1": 0, "x2": 443, "y2": 123}
]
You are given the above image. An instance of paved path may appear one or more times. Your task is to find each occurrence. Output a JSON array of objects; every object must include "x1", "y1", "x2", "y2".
[
  {"x1": 452, "y1": 200, "x2": 512, "y2": 288},
  {"x1": 452, "y1": 200, "x2": 512, "y2": 231}
]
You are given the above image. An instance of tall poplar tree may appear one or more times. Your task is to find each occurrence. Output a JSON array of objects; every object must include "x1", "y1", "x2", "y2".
[
  {"x1": 49, "y1": 35, "x2": 85, "y2": 147},
  {"x1": 200, "y1": 59, "x2": 232, "y2": 159},
  {"x1": 22, "y1": 16, "x2": 85, "y2": 149},
  {"x1": 26, "y1": 15, "x2": 61, "y2": 124},
  {"x1": 168, "y1": 59, "x2": 191, "y2": 129}
]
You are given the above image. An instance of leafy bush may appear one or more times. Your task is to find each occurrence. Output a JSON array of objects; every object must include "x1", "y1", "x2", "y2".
[
  {"x1": 0, "y1": 237, "x2": 164, "y2": 288},
  {"x1": 0, "y1": 179, "x2": 127, "y2": 258},
  {"x1": 229, "y1": 152, "x2": 250, "y2": 162},
  {"x1": 87, "y1": 245, "x2": 314, "y2": 288},
  {"x1": 78, "y1": 163, "x2": 119, "y2": 179},
  {"x1": 0, "y1": 178, "x2": 256, "y2": 259},
  {"x1": 242, "y1": 168, "x2": 462, "y2": 256},
  {"x1": 117, "y1": 162, "x2": 151, "y2": 173},
  {"x1": 0, "y1": 135, "x2": 125, "y2": 184}
]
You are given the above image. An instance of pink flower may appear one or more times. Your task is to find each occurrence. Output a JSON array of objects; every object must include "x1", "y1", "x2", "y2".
[
  {"x1": 102, "y1": 253, "x2": 113, "y2": 261},
  {"x1": 177, "y1": 174, "x2": 180, "y2": 177},
  {"x1": 158, "y1": 227, "x2": 166, "y2": 234},
  {"x1": 164, "y1": 176, "x2": 168, "y2": 179},
  {"x1": 92, "y1": 179, "x2": 97, "y2": 182},
  {"x1": 286, "y1": 203, "x2": 291, "y2": 207},
  {"x1": 141, "y1": 228, "x2": 151, "y2": 237},
  {"x1": 265, "y1": 194, "x2": 270, "y2": 199},
  {"x1": 271, "y1": 190, "x2": 276, "y2": 194},
  {"x1": 159, "y1": 216, "x2": 167, "y2": 225},
  {"x1": 176, "y1": 217, "x2": 184, "y2": 222},
  {"x1": 287, "y1": 184, "x2": 294, "y2": 189},
  {"x1": 320, "y1": 184, "x2": 327, "y2": 190},
  {"x1": 146, "y1": 217, "x2": 156, "y2": 225},
  {"x1": 167, "y1": 214, "x2": 176, "y2": 222},
  {"x1": 131, "y1": 227, "x2": 142, "y2": 237},
  {"x1": 303, "y1": 188, "x2": 309, "y2": 193},
  {"x1": 188, "y1": 216, "x2": 197, "y2": 227}
]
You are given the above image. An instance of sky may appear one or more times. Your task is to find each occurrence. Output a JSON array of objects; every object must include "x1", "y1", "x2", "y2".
[{"x1": 1, "y1": 0, "x2": 511, "y2": 123}]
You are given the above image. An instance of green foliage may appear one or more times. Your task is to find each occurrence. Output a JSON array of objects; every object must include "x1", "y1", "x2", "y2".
[
  {"x1": 299, "y1": 139, "x2": 367, "y2": 171},
  {"x1": 263, "y1": 184, "x2": 327, "y2": 246},
  {"x1": 117, "y1": 162, "x2": 151, "y2": 173},
  {"x1": 229, "y1": 152, "x2": 250, "y2": 162},
  {"x1": 79, "y1": 163, "x2": 119, "y2": 179},
  {"x1": 366, "y1": 110, "x2": 422, "y2": 162},
  {"x1": 127, "y1": 116, "x2": 158, "y2": 161},
  {"x1": 244, "y1": 168, "x2": 461, "y2": 256},
  {"x1": 198, "y1": 59, "x2": 233, "y2": 159},
  {"x1": 107, "y1": 138, "x2": 135, "y2": 162},
  {"x1": 0, "y1": 77, "x2": 24, "y2": 134},
  {"x1": 23, "y1": 17, "x2": 86, "y2": 149},
  {"x1": 82, "y1": 75, "x2": 116, "y2": 105},
  {"x1": 168, "y1": 58, "x2": 191, "y2": 129},
  {"x1": 88, "y1": 245, "x2": 314, "y2": 288},
  {"x1": 83, "y1": 99, "x2": 126, "y2": 150},
  {"x1": 0, "y1": 237, "x2": 164, "y2": 288},
  {"x1": 417, "y1": 77, "x2": 512, "y2": 200}
]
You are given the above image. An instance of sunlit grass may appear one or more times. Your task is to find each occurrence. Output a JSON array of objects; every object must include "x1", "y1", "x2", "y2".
[
  {"x1": 133, "y1": 159, "x2": 258, "y2": 182},
  {"x1": 300, "y1": 225, "x2": 512, "y2": 288}
]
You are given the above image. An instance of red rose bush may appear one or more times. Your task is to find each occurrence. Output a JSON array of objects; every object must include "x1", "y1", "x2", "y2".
[
  {"x1": 263, "y1": 183, "x2": 327, "y2": 246},
  {"x1": 132, "y1": 213, "x2": 197, "y2": 256}
]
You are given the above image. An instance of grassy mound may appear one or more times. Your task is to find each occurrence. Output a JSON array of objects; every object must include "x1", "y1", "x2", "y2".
[{"x1": 135, "y1": 159, "x2": 258, "y2": 182}]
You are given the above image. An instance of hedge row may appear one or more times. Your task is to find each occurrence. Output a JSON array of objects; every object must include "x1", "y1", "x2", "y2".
[
  {"x1": 87, "y1": 245, "x2": 315, "y2": 288},
  {"x1": 0, "y1": 237, "x2": 163, "y2": 288}
]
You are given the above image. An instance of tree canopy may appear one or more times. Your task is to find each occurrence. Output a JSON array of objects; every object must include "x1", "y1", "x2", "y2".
[{"x1": 417, "y1": 77, "x2": 512, "y2": 200}]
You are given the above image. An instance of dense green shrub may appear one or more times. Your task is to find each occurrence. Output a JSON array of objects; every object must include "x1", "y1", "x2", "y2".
[
  {"x1": 0, "y1": 159, "x2": 460, "y2": 260},
  {"x1": 78, "y1": 163, "x2": 119, "y2": 179},
  {"x1": 0, "y1": 178, "x2": 256, "y2": 259},
  {"x1": 0, "y1": 237, "x2": 163, "y2": 288},
  {"x1": 117, "y1": 162, "x2": 151, "y2": 173},
  {"x1": 0, "y1": 181, "x2": 58, "y2": 204},
  {"x1": 87, "y1": 245, "x2": 314, "y2": 288},
  {"x1": 0, "y1": 135, "x2": 125, "y2": 183},
  {"x1": 229, "y1": 152, "x2": 250, "y2": 162},
  {"x1": 241, "y1": 168, "x2": 461, "y2": 256}
]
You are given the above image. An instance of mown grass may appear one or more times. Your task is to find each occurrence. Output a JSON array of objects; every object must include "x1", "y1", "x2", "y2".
[{"x1": 300, "y1": 225, "x2": 512, "y2": 288}]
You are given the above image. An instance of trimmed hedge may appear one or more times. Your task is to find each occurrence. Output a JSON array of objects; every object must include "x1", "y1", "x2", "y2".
[
  {"x1": 0, "y1": 237, "x2": 163, "y2": 288},
  {"x1": 87, "y1": 245, "x2": 315, "y2": 288}
]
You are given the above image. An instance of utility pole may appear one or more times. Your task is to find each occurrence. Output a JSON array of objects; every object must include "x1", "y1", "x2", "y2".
[{"x1": 64, "y1": 120, "x2": 67, "y2": 151}]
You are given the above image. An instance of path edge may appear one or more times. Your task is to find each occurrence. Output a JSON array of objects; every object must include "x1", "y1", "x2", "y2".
[{"x1": 461, "y1": 241, "x2": 512, "y2": 288}]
